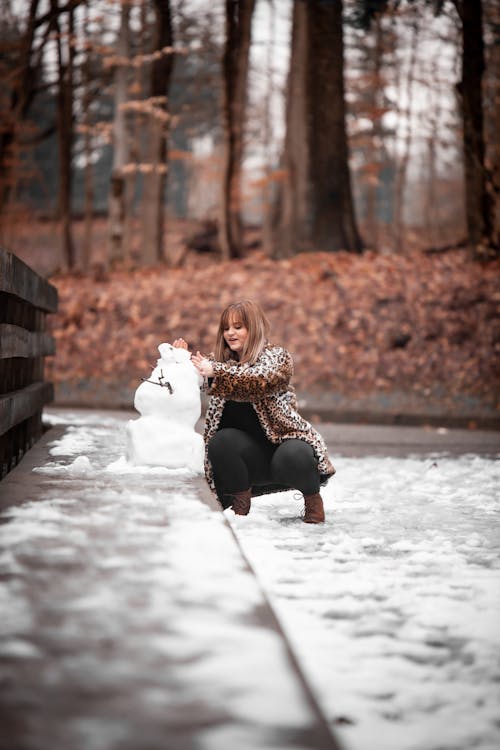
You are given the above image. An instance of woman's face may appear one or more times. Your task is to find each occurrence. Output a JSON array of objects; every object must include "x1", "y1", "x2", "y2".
[{"x1": 223, "y1": 315, "x2": 248, "y2": 357}]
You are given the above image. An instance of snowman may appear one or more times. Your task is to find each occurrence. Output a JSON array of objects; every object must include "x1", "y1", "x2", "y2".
[{"x1": 126, "y1": 343, "x2": 204, "y2": 472}]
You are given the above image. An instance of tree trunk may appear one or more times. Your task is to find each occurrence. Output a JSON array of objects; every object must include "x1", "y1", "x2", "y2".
[
  {"x1": 261, "y1": 0, "x2": 275, "y2": 258},
  {"x1": 140, "y1": 0, "x2": 173, "y2": 266},
  {"x1": 275, "y1": 0, "x2": 362, "y2": 256},
  {"x1": 365, "y1": 13, "x2": 384, "y2": 249},
  {"x1": 52, "y1": 0, "x2": 75, "y2": 270},
  {"x1": 307, "y1": 0, "x2": 363, "y2": 252},
  {"x1": 273, "y1": 0, "x2": 308, "y2": 258},
  {"x1": 454, "y1": 0, "x2": 497, "y2": 257},
  {"x1": 219, "y1": 0, "x2": 256, "y2": 260},
  {"x1": 484, "y1": 0, "x2": 500, "y2": 252},
  {"x1": 82, "y1": 1, "x2": 93, "y2": 273},
  {"x1": 108, "y1": 1, "x2": 131, "y2": 266},
  {"x1": 424, "y1": 56, "x2": 441, "y2": 247},
  {"x1": 124, "y1": 0, "x2": 148, "y2": 265},
  {"x1": 0, "y1": 0, "x2": 40, "y2": 215},
  {"x1": 392, "y1": 8, "x2": 419, "y2": 254}
]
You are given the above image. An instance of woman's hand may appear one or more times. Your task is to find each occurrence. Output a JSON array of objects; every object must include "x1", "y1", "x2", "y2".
[
  {"x1": 192, "y1": 351, "x2": 214, "y2": 378},
  {"x1": 172, "y1": 338, "x2": 189, "y2": 350}
]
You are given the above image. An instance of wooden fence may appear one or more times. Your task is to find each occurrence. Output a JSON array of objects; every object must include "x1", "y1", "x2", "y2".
[{"x1": 0, "y1": 249, "x2": 58, "y2": 479}]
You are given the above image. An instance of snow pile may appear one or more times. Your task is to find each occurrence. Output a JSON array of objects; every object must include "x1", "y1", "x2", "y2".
[
  {"x1": 105, "y1": 455, "x2": 198, "y2": 477},
  {"x1": 33, "y1": 455, "x2": 94, "y2": 476},
  {"x1": 228, "y1": 453, "x2": 500, "y2": 750},
  {"x1": 126, "y1": 343, "x2": 204, "y2": 472},
  {"x1": 38, "y1": 411, "x2": 202, "y2": 479}
]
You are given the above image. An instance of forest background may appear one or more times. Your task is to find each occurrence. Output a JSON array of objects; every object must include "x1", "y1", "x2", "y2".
[{"x1": 1, "y1": 0, "x2": 499, "y2": 425}]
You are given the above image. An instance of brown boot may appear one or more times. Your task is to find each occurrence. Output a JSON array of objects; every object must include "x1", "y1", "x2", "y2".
[
  {"x1": 303, "y1": 493, "x2": 325, "y2": 524},
  {"x1": 229, "y1": 489, "x2": 252, "y2": 516}
]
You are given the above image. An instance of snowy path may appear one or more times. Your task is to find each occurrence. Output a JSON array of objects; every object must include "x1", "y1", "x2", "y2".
[
  {"x1": 0, "y1": 410, "x2": 498, "y2": 750},
  {"x1": 0, "y1": 412, "x2": 336, "y2": 750},
  {"x1": 228, "y1": 451, "x2": 500, "y2": 750}
]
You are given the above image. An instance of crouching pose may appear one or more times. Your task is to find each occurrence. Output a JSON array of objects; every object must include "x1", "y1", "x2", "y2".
[{"x1": 176, "y1": 300, "x2": 335, "y2": 523}]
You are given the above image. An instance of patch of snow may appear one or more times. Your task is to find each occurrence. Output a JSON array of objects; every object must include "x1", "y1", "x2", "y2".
[
  {"x1": 0, "y1": 639, "x2": 43, "y2": 659},
  {"x1": 228, "y1": 454, "x2": 500, "y2": 750},
  {"x1": 0, "y1": 417, "x2": 322, "y2": 747},
  {"x1": 34, "y1": 455, "x2": 94, "y2": 476},
  {"x1": 105, "y1": 455, "x2": 199, "y2": 477},
  {"x1": 49, "y1": 424, "x2": 120, "y2": 458},
  {"x1": 4, "y1": 413, "x2": 499, "y2": 750}
]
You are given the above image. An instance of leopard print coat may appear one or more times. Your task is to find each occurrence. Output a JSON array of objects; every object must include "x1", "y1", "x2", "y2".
[{"x1": 202, "y1": 343, "x2": 335, "y2": 496}]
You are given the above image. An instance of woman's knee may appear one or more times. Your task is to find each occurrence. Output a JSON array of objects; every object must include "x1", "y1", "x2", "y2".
[
  {"x1": 208, "y1": 427, "x2": 252, "y2": 463},
  {"x1": 207, "y1": 428, "x2": 243, "y2": 462},
  {"x1": 271, "y1": 440, "x2": 318, "y2": 483},
  {"x1": 274, "y1": 439, "x2": 316, "y2": 467}
]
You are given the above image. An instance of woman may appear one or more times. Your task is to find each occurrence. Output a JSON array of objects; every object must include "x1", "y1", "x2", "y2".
[{"x1": 175, "y1": 300, "x2": 335, "y2": 523}]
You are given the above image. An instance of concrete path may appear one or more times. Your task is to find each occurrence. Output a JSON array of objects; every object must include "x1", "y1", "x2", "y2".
[
  {"x1": 319, "y1": 421, "x2": 499, "y2": 458},
  {"x1": 0, "y1": 414, "x2": 339, "y2": 750}
]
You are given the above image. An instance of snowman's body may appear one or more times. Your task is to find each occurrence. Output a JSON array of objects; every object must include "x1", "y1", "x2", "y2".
[{"x1": 126, "y1": 343, "x2": 204, "y2": 471}]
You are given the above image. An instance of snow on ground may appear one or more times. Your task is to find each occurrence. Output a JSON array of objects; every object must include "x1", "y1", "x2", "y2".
[
  {"x1": 0, "y1": 411, "x2": 324, "y2": 750},
  {"x1": 2, "y1": 410, "x2": 499, "y2": 750},
  {"x1": 228, "y1": 452, "x2": 500, "y2": 750}
]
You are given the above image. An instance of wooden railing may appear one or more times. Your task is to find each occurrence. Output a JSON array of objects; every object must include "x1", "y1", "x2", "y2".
[{"x1": 0, "y1": 249, "x2": 58, "y2": 479}]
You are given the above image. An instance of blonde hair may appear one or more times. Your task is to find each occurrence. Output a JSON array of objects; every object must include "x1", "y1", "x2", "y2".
[{"x1": 214, "y1": 300, "x2": 270, "y2": 365}]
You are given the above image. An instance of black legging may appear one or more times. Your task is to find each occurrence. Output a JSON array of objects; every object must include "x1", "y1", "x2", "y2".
[{"x1": 207, "y1": 427, "x2": 320, "y2": 506}]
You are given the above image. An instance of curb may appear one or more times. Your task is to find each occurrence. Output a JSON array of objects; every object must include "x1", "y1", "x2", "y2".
[{"x1": 195, "y1": 478, "x2": 341, "y2": 749}]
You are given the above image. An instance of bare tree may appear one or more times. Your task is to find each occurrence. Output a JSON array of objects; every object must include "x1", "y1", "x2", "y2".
[
  {"x1": 0, "y1": 0, "x2": 67, "y2": 214},
  {"x1": 108, "y1": 0, "x2": 131, "y2": 266},
  {"x1": 261, "y1": 0, "x2": 276, "y2": 258},
  {"x1": 275, "y1": 0, "x2": 363, "y2": 256},
  {"x1": 81, "y1": 0, "x2": 93, "y2": 273},
  {"x1": 219, "y1": 0, "x2": 257, "y2": 260},
  {"x1": 273, "y1": 0, "x2": 308, "y2": 258},
  {"x1": 123, "y1": 0, "x2": 149, "y2": 264},
  {"x1": 392, "y1": 6, "x2": 419, "y2": 254},
  {"x1": 452, "y1": 0, "x2": 497, "y2": 257},
  {"x1": 140, "y1": 0, "x2": 174, "y2": 265},
  {"x1": 385, "y1": 0, "x2": 497, "y2": 256},
  {"x1": 365, "y1": 13, "x2": 385, "y2": 248},
  {"x1": 51, "y1": 0, "x2": 76, "y2": 270},
  {"x1": 483, "y1": 0, "x2": 500, "y2": 252},
  {"x1": 0, "y1": 0, "x2": 38, "y2": 213},
  {"x1": 423, "y1": 55, "x2": 443, "y2": 246}
]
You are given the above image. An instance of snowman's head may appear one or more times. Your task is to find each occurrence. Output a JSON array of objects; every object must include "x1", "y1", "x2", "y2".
[
  {"x1": 134, "y1": 341, "x2": 202, "y2": 420},
  {"x1": 157, "y1": 342, "x2": 191, "y2": 365}
]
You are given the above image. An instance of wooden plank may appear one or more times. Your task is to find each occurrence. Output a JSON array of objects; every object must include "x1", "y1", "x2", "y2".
[
  {"x1": 0, "y1": 382, "x2": 54, "y2": 437},
  {"x1": 0, "y1": 411, "x2": 44, "y2": 478},
  {"x1": 0, "y1": 324, "x2": 55, "y2": 359},
  {"x1": 0, "y1": 248, "x2": 58, "y2": 313}
]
